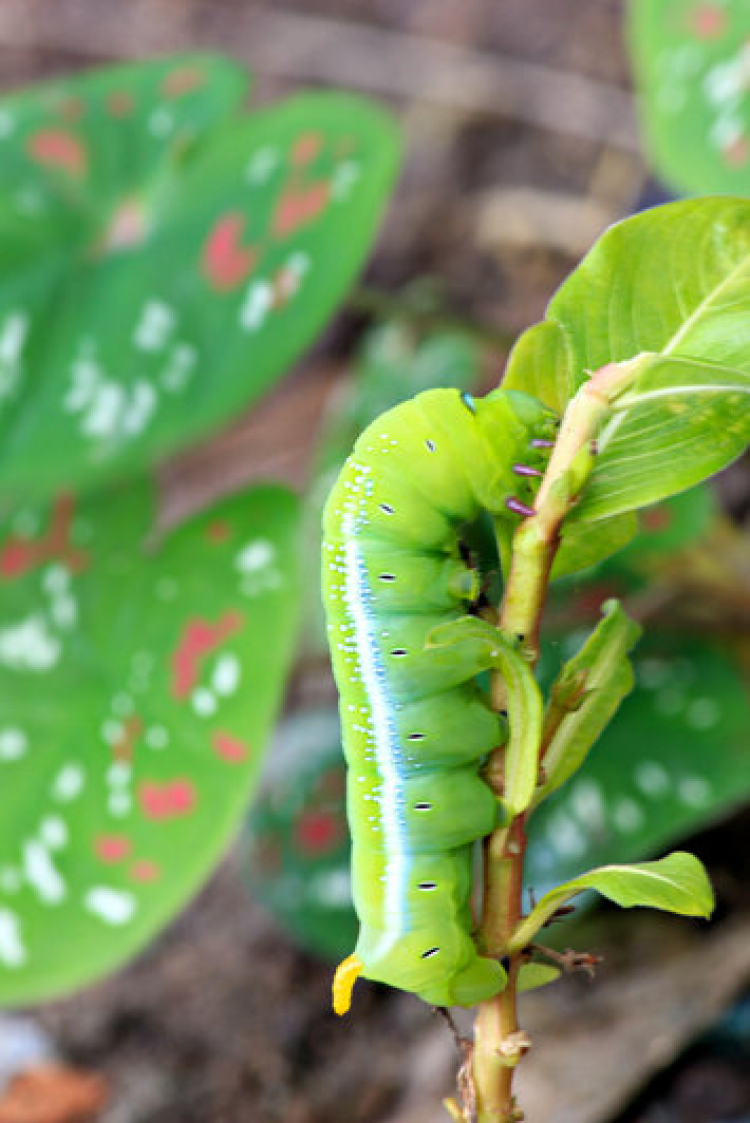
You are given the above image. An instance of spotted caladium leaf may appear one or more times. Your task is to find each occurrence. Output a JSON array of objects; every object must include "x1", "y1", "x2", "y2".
[
  {"x1": 0, "y1": 57, "x2": 399, "y2": 502},
  {"x1": 629, "y1": 0, "x2": 750, "y2": 194},
  {"x1": 0, "y1": 481, "x2": 300, "y2": 1004},
  {"x1": 243, "y1": 710, "x2": 357, "y2": 962}
]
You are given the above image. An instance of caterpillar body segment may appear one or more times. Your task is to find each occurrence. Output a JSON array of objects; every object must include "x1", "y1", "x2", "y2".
[{"x1": 322, "y1": 388, "x2": 552, "y2": 1010}]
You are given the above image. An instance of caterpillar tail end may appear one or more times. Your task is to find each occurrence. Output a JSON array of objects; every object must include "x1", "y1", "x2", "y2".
[{"x1": 333, "y1": 954, "x2": 364, "y2": 1016}]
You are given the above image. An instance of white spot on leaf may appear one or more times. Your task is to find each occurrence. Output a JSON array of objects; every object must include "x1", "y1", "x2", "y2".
[
  {"x1": 0, "y1": 909, "x2": 26, "y2": 967},
  {"x1": 23, "y1": 841, "x2": 66, "y2": 904},
  {"x1": 84, "y1": 887, "x2": 136, "y2": 926},
  {"x1": 0, "y1": 728, "x2": 28, "y2": 761},
  {"x1": 51, "y1": 764, "x2": 85, "y2": 802},
  {"x1": 0, "y1": 616, "x2": 61, "y2": 671}
]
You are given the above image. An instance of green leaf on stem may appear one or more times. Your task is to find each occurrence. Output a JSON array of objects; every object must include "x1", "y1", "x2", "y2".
[
  {"x1": 508, "y1": 851, "x2": 714, "y2": 954},
  {"x1": 517, "y1": 962, "x2": 560, "y2": 992},
  {"x1": 0, "y1": 58, "x2": 399, "y2": 501},
  {"x1": 527, "y1": 633, "x2": 750, "y2": 897},
  {"x1": 573, "y1": 355, "x2": 750, "y2": 522},
  {"x1": 0, "y1": 481, "x2": 300, "y2": 1004},
  {"x1": 554, "y1": 511, "x2": 638, "y2": 579},
  {"x1": 535, "y1": 600, "x2": 642, "y2": 805},
  {"x1": 427, "y1": 617, "x2": 542, "y2": 817},
  {"x1": 504, "y1": 199, "x2": 750, "y2": 519},
  {"x1": 500, "y1": 319, "x2": 572, "y2": 415}
]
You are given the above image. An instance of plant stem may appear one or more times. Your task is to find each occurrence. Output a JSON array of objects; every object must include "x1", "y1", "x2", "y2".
[
  {"x1": 474, "y1": 528, "x2": 554, "y2": 1123},
  {"x1": 472, "y1": 356, "x2": 653, "y2": 1121}
]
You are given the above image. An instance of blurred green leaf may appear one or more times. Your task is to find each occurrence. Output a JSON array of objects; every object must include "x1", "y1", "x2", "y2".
[
  {"x1": 243, "y1": 710, "x2": 357, "y2": 961},
  {"x1": 510, "y1": 851, "x2": 714, "y2": 952},
  {"x1": 608, "y1": 485, "x2": 718, "y2": 575},
  {"x1": 629, "y1": 0, "x2": 750, "y2": 195},
  {"x1": 0, "y1": 57, "x2": 399, "y2": 501},
  {"x1": 0, "y1": 482, "x2": 300, "y2": 1003}
]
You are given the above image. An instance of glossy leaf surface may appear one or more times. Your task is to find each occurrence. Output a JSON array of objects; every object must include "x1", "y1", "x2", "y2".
[
  {"x1": 0, "y1": 482, "x2": 300, "y2": 1003},
  {"x1": 505, "y1": 200, "x2": 750, "y2": 521},
  {"x1": 510, "y1": 851, "x2": 714, "y2": 952},
  {"x1": 629, "y1": 0, "x2": 750, "y2": 195},
  {"x1": 0, "y1": 57, "x2": 399, "y2": 501}
]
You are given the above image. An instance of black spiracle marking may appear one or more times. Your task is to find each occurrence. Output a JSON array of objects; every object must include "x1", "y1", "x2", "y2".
[
  {"x1": 390, "y1": 648, "x2": 408, "y2": 657},
  {"x1": 407, "y1": 732, "x2": 425, "y2": 741},
  {"x1": 421, "y1": 947, "x2": 440, "y2": 959},
  {"x1": 425, "y1": 439, "x2": 436, "y2": 452},
  {"x1": 414, "y1": 802, "x2": 432, "y2": 811},
  {"x1": 418, "y1": 881, "x2": 437, "y2": 891},
  {"x1": 379, "y1": 503, "x2": 394, "y2": 515},
  {"x1": 379, "y1": 573, "x2": 396, "y2": 582}
]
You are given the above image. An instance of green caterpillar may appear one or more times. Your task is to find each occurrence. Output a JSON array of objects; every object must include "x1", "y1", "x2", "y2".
[{"x1": 322, "y1": 387, "x2": 553, "y2": 1012}]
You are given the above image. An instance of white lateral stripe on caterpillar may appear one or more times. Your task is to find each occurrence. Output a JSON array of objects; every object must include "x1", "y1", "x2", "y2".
[{"x1": 342, "y1": 524, "x2": 408, "y2": 944}]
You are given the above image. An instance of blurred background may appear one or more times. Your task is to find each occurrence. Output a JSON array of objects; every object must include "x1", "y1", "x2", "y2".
[{"x1": 0, "y1": 2, "x2": 749, "y2": 1122}]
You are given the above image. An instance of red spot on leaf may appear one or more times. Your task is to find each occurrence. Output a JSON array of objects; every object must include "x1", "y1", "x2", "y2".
[
  {"x1": 107, "y1": 91, "x2": 135, "y2": 118},
  {"x1": 139, "y1": 779, "x2": 197, "y2": 820},
  {"x1": 130, "y1": 859, "x2": 161, "y2": 883},
  {"x1": 688, "y1": 4, "x2": 726, "y2": 38},
  {"x1": 202, "y1": 213, "x2": 259, "y2": 291},
  {"x1": 205, "y1": 520, "x2": 231, "y2": 544},
  {"x1": 170, "y1": 611, "x2": 243, "y2": 699},
  {"x1": 212, "y1": 730, "x2": 250, "y2": 764},
  {"x1": 26, "y1": 129, "x2": 87, "y2": 176},
  {"x1": 162, "y1": 66, "x2": 206, "y2": 97},
  {"x1": 0, "y1": 494, "x2": 88, "y2": 581},
  {"x1": 296, "y1": 811, "x2": 343, "y2": 856},
  {"x1": 272, "y1": 183, "x2": 330, "y2": 238},
  {"x1": 642, "y1": 506, "x2": 673, "y2": 532},
  {"x1": 291, "y1": 132, "x2": 322, "y2": 167},
  {"x1": 723, "y1": 135, "x2": 750, "y2": 167},
  {"x1": 95, "y1": 835, "x2": 131, "y2": 863}
]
